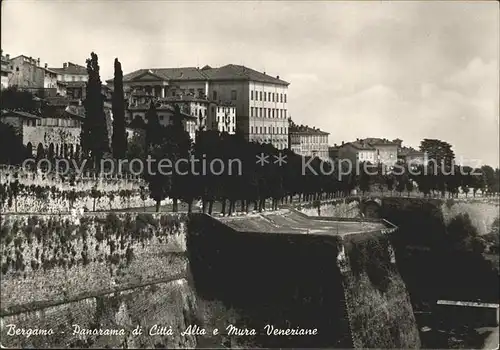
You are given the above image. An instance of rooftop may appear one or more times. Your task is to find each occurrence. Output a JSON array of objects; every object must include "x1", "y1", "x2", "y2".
[
  {"x1": 361, "y1": 137, "x2": 399, "y2": 146},
  {"x1": 219, "y1": 209, "x2": 392, "y2": 236},
  {"x1": 48, "y1": 62, "x2": 87, "y2": 76},
  {"x1": 346, "y1": 141, "x2": 376, "y2": 150},
  {"x1": 1, "y1": 110, "x2": 41, "y2": 120},
  {"x1": 289, "y1": 121, "x2": 329, "y2": 135},
  {"x1": 110, "y1": 64, "x2": 289, "y2": 86}
]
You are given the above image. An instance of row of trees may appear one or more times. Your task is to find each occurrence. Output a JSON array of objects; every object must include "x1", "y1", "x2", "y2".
[{"x1": 2, "y1": 52, "x2": 499, "y2": 215}]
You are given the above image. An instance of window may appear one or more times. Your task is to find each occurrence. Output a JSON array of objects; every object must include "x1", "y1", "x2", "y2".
[
  {"x1": 218, "y1": 107, "x2": 220, "y2": 112},
  {"x1": 280, "y1": 94, "x2": 283, "y2": 103},
  {"x1": 259, "y1": 108, "x2": 262, "y2": 117},
  {"x1": 264, "y1": 127, "x2": 267, "y2": 134},
  {"x1": 264, "y1": 92, "x2": 266, "y2": 101},
  {"x1": 251, "y1": 126, "x2": 254, "y2": 134},
  {"x1": 251, "y1": 107, "x2": 254, "y2": 117},
  {"x1": 284, "y1": 94, "x2": 287, "y2": 103},
  {"x1": 211, "y1": 106, "x2": 215, "y2": 114},
  {"x1": 284, "y1": 110, "x2": 287, "y2": 118},
  {"x1": 259, "y1": 91, "x2": 262, "y2": 101},
  {"x1": 230, "y1": 90, "x2": 237, "y2": 100},
  {"x1": 251, "y1": 90, "x2": 254, "y2": 100},
  {"x1": 213, "y1": 91, "x2": 217, "y2": 100},
  {"x1": 260, "y1": 127, "x2": 262, "y2": 134},
  {"x1": 268, "y1": 92, "x2": 271, "y2": 101},
  {"x1": 268, "y1": 108, "x2": 271, "y2": 118},
  {"x1": 280, "y1": 109, "x2": 283, "y2": 118},
  {"x1": 272, "y1": 93, "x2": 275, "y2": 102}
]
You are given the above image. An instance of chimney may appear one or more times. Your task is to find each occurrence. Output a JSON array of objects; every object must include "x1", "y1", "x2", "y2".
[
  {"x1": 44, "y1": 63, "x2": 48, "y2": 69},
  {"x1": 263, "y1": 71, "x2": 266, "y2": 75},
  {"x1": 63, "y1": 62, "x2": 68, "y2": 69},
  {"x1": 277, "y1": 75, "x2": 280, "y2": 79},
  {"x1": 341, "y1": 141, "x2": 344, "y2": 146},
  {"x1": 5, "y1": 54, "x2": 9, "y2": 60},
  {"x1": 37, "y1": 58, "x2": 40, "y2": 66}
]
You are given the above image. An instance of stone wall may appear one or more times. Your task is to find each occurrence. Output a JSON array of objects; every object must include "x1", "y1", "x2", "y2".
[
  {"x1": 188, "y1": 213, "x2": 420, "y2": 349},
  {"x1": 0, "y1": 213, "x2": 188, "y2": 314},
  {"x1": 297, "y1": 198, "x2": 362, "y2": 218},
  {"x1": 0, "y1": 169, "x2": 172, "y2": 213},
  {"x1": 1, "y1": 190, "x2": 167, "y2": 213},
  {"x1": 1, "y1": 278, "x2": 197, "y2": 349}
]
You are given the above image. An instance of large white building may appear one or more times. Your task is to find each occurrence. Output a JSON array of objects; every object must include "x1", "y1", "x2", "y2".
[{"x1": 107, "y1": 64, "x2": 290, "y2": 149}]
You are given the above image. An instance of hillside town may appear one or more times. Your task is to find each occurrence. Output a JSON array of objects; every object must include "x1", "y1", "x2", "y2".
[
  {"x1": 1, "y1": 50, "x2": 430, "y2": 169},
  {"x1": 0, "y1": 2, "x2": 499, "y2": 349}
]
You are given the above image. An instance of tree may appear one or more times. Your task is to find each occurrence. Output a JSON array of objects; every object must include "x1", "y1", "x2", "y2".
[
  {"x1": 0, "y1": 86, "x2": 38, "y2": 112},
  {"x1": 385, "y1": 174, "x2": 395, "y2": 196},
  {"x1": 145, "y1": 101, "x2": 161, "y2": 153},
  {"x1": 0, "y1": 122, "x2": 30, "y2": 164},
  {"x1": 111, "y1": 58, "x2": 127, "y2": 159},
  {"x1": 419, "y1": 139, "x2": 455, "y2": 171},
  {"x1": 358, "y1": 162, "x2": 371, "y2": 195},
  {"x1": 446, "y1": 213, "x2": 485, "y2": 254},
  {"x1": 81, "y1": 52, "x2": 109, "y2": 169}
]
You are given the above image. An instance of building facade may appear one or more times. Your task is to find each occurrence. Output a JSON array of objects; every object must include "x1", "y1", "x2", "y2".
[
  {"x1": 108, "y1": 64, "x2": 289, "y2": 149},
  {"x1": 1, "y1": 51, "x2": 12, "y2": 89},
  {"x1": 337, "y1": 141, "x2": 377, "y2": 165},
  {"x1": 1, "y1": 109, "x2": 82, "y2": 158},
  {"x1": 126, "y1": 103, "x2": 197, "y2": 141},
  {"x1": 48, "y1": 62, "x2": 88, "y2": 100},
  {"x1": 6, "y1": 55, "x2": 45, "y2": 91},
  {"x1": 289, "y1": 124, "x2": 329, "y2": 159},
  {"x1": 207, "y1": 103, "x2": 237, "y2": 134},
  {"x1": 360, "y1": 138, "x2": 399, "y2": 168}
]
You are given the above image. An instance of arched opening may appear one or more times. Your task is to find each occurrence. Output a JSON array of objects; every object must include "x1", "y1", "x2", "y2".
[
  {"x1": 63, "y1": 144, "x2": 68, "y2": 158},
  {"x1": 48, "y1": 143, "x2": 55, "y2": 159},
  {"x1": 26, "y1": 142, "x2": 33, "y2": 157},
  {"x1": 69, "y1": 144, "x2": 74, "y2": 158},
  {"x1": 36, "y1": 143, "x2": 44, "y2": 160},
  {"x1": 75, "y1": 145, "x2": 80, "y2": 160}
]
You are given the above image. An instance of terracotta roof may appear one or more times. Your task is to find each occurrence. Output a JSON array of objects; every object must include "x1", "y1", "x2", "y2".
[
  {"x1": 202, "y1": 64, "x2": 289, "y2": 85},
  {"x1": 361, "y1": 138, "x2": 399, "y2": 146},
  {"x1": 48, "y1": 62, "x2": 87, "y2": 75},
  {"x1": 1, "y1": 110, "x2": 41, "y2": 119},
  {"x1": 119, "y1": 67, "x2": 207, "y2": 83},
  {"x1": 128, "y1": 103, "x2": 175, "y2": 111},
  {"x1": 289, "y1": 125, "x2": 329, "y2": 135},
  {"x1": 110, "y1": 64, "x2": 289, "y2": 86},
  {"x1": 345, "y1": 141, "x2": 376, "y2": 151}
]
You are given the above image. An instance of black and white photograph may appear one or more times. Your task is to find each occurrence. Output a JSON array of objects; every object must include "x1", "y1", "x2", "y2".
[{"x1": 0, "y1": 0, "x2": 499, "y2": 348}]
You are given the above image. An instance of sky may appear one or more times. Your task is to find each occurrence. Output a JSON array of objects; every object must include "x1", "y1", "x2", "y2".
[{"x1": 2, "y1": 0, "x2": 499, "y2": 167}]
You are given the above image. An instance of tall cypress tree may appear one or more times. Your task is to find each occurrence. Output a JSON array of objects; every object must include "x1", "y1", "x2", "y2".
[
  {"x1": 111, "y1": 58, "x2": 127, "y2": 159},
  {"x1": 81, "y1": 52, "x2": 109, "y2": 168},
  {"x1": 145, "y1": 101, "x2": 161, "y2": 152}
]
